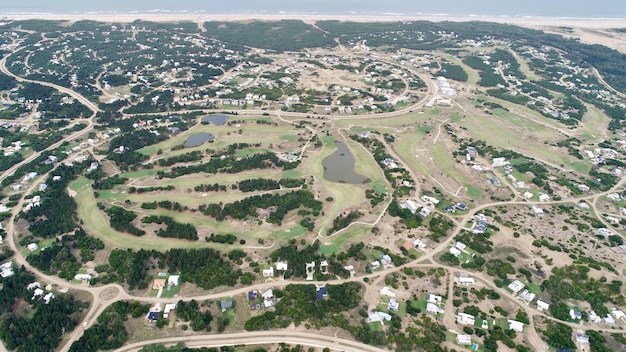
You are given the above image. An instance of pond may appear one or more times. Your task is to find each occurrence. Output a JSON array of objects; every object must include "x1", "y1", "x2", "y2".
[
  {"x1": 322, "y1": 141, "x2": 369, "y2": 184},
  {"x1": 202, "y1": 115, "x2": 228, "y2": 126},
  {"x1": 184, "y1": 133, "x2": 215, "y2": 148}
]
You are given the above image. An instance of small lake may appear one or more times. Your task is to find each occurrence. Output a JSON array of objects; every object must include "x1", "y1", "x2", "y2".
[
  {"x1": 202, "y1": 115, "x2": 228, "y2": 126},
  {"x1": 184, "y1": 133, "x2": 215, "y2": 148},
  {"x1": 322, "y1": 141, "x2": 369, "y2": 184}
]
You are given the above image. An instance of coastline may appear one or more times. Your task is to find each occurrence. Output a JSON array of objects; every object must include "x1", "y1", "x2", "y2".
[{"x1": 2, "y1": 13, "x2": 626, "y2": 29}]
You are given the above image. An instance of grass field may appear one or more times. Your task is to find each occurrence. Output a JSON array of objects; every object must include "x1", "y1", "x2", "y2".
[
  {"x1": 465, "y1": 185, "x2": 482, "y2": 199},
  {"x1": 431, "y1": 142, "x2": 471, "y2": 190},
  {"x1": 72, "y1": 177, "x2": 279, "y2": 251},
  {"x1": 395, "y1": 127, "x2": 431, "y2": 176},
  {"x1": 320, "y1": 225, "x2": 372, "y2": 254}
]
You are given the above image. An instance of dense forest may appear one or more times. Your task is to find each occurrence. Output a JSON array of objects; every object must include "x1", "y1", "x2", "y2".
[
  {"x1": 69, "y1": 301, "x2": 150, "y2": 352},
  {"x1": 200, "y1": 190, "x2": 322, "y2": 224},
  {"x1": 21, "y1": 161, "x2": 92, "y2": 238},
  {"x1": 0, "y1": 268, "x2": 86, "y2": 352},
  {"x1": 104, "y1": 206, "x2": 146, "y2": 236},
  {"x1": 142, "y1": 215, "x2": 198, "y2": 240},
  {"x1": 94, "y1": 247, "x2": 243, "y2": 290}
]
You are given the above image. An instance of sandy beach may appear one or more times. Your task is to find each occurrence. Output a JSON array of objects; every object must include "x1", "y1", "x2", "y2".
[{"x1": 2, "y1": 13, "x2": 626, "y2": 29}]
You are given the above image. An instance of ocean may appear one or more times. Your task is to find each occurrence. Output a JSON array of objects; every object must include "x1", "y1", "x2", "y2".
[{"x1": 2, "y1": 0, "x2": 626, "y2": 19}]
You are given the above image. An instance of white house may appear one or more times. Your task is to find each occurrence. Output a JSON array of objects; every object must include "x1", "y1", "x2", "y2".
[
  {"x1": 427, "y1": 294, "x2": 443, "y2": 305},
  {"x1": 456, "y1": 334, "x2": 472, "y2": 345},
  {"x1": 368, "y1": 311, "x2": 392, "y2": 323},
  {"x1": 27, "y1": 243, "x2": 39, "y2": 252},
  {"x1": 163, "y1": 303, "x2": 177, "y2": 319},
  {"x1": 611, "y1": 308, "x2": 626, "y2": 321},
  {"x1": 0, "y1": 262, "x2": 13, "y2": 278},
  {"x1": 276, "y1": 261, "x2": 288, "y2": 271},
  {"x1": 421, "y1": 195, "x2": 440, "y2": 205},
  {"x1": 449, "y1": 247, "x2": 462, "y2": 257},
  {"x1": 43, "y1": 292, "x2": 55, "y2": 304},
  {"x1": 456, "y1": 313, "x2": 475, "y2": 326},
  {"x1": 413, "y1": 239, "x2": 426, "y2": 249},
  {"x1": 387, "y1": 298, "x2": 400, "y2": 311},
  {"x1": 518, "y1": 290, "x2": 536, "y2": 303},
  {"x1": 380, "y1": 286, "x2": 396, "y2": 298},
  {"x1": 74, "y1": 274, "x2": 92, "y2": 281},
  {"x1": 576, "y1": 334, "x2": 590, "y2": 344},
  {"x1": 380, "y1": 255, "x2": 393, "y2": 266},
  {"x1": 167, "y1": 275, "x2": 180, "y2": 287},
  {"x1": 507, "y1": 319, "x2": 524, "y2": 332},
  {"x1": 455, "y1": 275, "x2": 475, "y2": 286},
  {"x1": 262, "y1": 267, "x2": 275, "y2": 277},
  {"x1": 508, "y1": 280, "x2": 525, "y2": 294},
  {"x1": 427, "y1": 303, "x2": 444, "y2": 315},
  {"x1": 536, "y1": 300, "x2": 550, "y2": 312}
]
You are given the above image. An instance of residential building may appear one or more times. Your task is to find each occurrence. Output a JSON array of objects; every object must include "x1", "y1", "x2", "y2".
[
  {"x1": 507, "y1": 319, "x2": 524, "y2": 332},
  {"x1": 456, "y1": 313, "x2": 475, "y2": 326},
  {"x1": 570, "y1": 309, "x2": 583, "y2": 320},
  {"x1": 0, "y1": 262, "x2": 14, "y2": 278},
  {"x1": 575, "y1": 334, "x2": 590, "y2": 344},
  {"x1": 413, "y1": 239, "x2": 426, "y2": 249},
  {"x1": 426, "y1": 303, "x2": 443, "y2": 315},
  {"x1": 427, "y1": 294, "x2": 443, "y2": 305},
  {"x1": 611, "y1": 308, "x2": 626, "y2": 321},
  {"x1": 152, "y1": 279, "x2": 166, "y2": 290},
  {"x1": 43, "y1": 292, "x2": 55, "y2": 304},
  {"x1": 536, "y1": 300, "x2": 550, "y2": 312},
  {"x1": 262, "y1": 267, "x2": 274, "y2": 277},
  {"x1": 74, "y1": 274, "x2": 92, "y2": 281},
  {"x1": 456, "y1": 334, "x2": 472, "y2": 345},
  {"x1": 455, "y1": 275, "x2": 475, "y2": 286},
  {"x1": 380, "y1": 286, "x2": 396, "y2": 298},
  {"x1": 163, "y1": 303, "x2": 176, "y2": 318},
  {"x1": 380, "y1": 255, "x2": 393, "y2": 266},
  {"x1": 370, "y1": 260, "x2": 381, "y2": 270},
  {"x1": 388, "y1": 298, "x2": 400, "y2": 311},
  {"x1": 220, "y1": 299, "x2": 233, "y2": 312},
  {"x1": 276, "y1": 260, "x2": 288, "y2": 271},
  {"x1": 519, "y1": 290, "x2": 536, "y2": 303},
  {"x1": 368, "y1": 311, "x2": 392, "y2": 323},
  {"x1": 316, "y1": 286, "x2": 328, "y2": 301},
  {"x1": 508, "y1": 280, "x2": 525, "y2": 294},
  {"x1": 167, "y1": 275, "x2": 180, "y2": 287}
]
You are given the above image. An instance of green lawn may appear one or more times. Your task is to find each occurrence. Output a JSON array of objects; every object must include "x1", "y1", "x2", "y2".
[
  {"x1": 372, "y1": 183, "x2": 387, "y2": 194},
  {"x1": 161, "y1": 285, "x2": 181, "y2": 298},
  {"x1": 281, "y1": 225, "x2": 308, "y2": 239},
  {"x1": 431, "y1": 142, "x2": 470, "y2": 189},
  {"x1": 465, "y1": 185, "x2": 482, "y2": 199}
]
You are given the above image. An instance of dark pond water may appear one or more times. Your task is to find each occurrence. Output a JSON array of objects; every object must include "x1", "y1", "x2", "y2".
[
  {"x1": 184, "y1": 133, "x2": 215, "y2": 148},
  {"x1": 202, "y1": 115, "x2": 228, "y2": 126},
  {"x1": 322, "y1": 141, "x2": 369, "y2": 184}
]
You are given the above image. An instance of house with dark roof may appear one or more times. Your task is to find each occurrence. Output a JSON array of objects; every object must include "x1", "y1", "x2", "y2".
[
  {"x1": 316, "y1": 287, "x2": 328, "y2": 301},
  {"x1": 220, "y1": 299, "x2": 233, "y2": 312},
  {"x1": 248, "y1": 290, "x2": 258, "y2": 301},
  {"x1": 147, "y1": 311, "x2": 159, "y2": 321}
]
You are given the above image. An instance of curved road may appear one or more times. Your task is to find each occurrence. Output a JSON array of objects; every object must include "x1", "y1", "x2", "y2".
[
  {"x1": 1, "y1": 35, "x2": 626, "y2": 352},
  {"x1": 116, "y1": 332, "x2": 388, "y2": 352}
]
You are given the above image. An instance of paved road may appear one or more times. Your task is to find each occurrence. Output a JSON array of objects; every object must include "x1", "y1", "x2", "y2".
[
  {"x1": 2, "y1": 35, "x2": 626, "y2": 352},
  {"x1": 116, "y1": 331, "x2": 388, "y2": 352}
]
